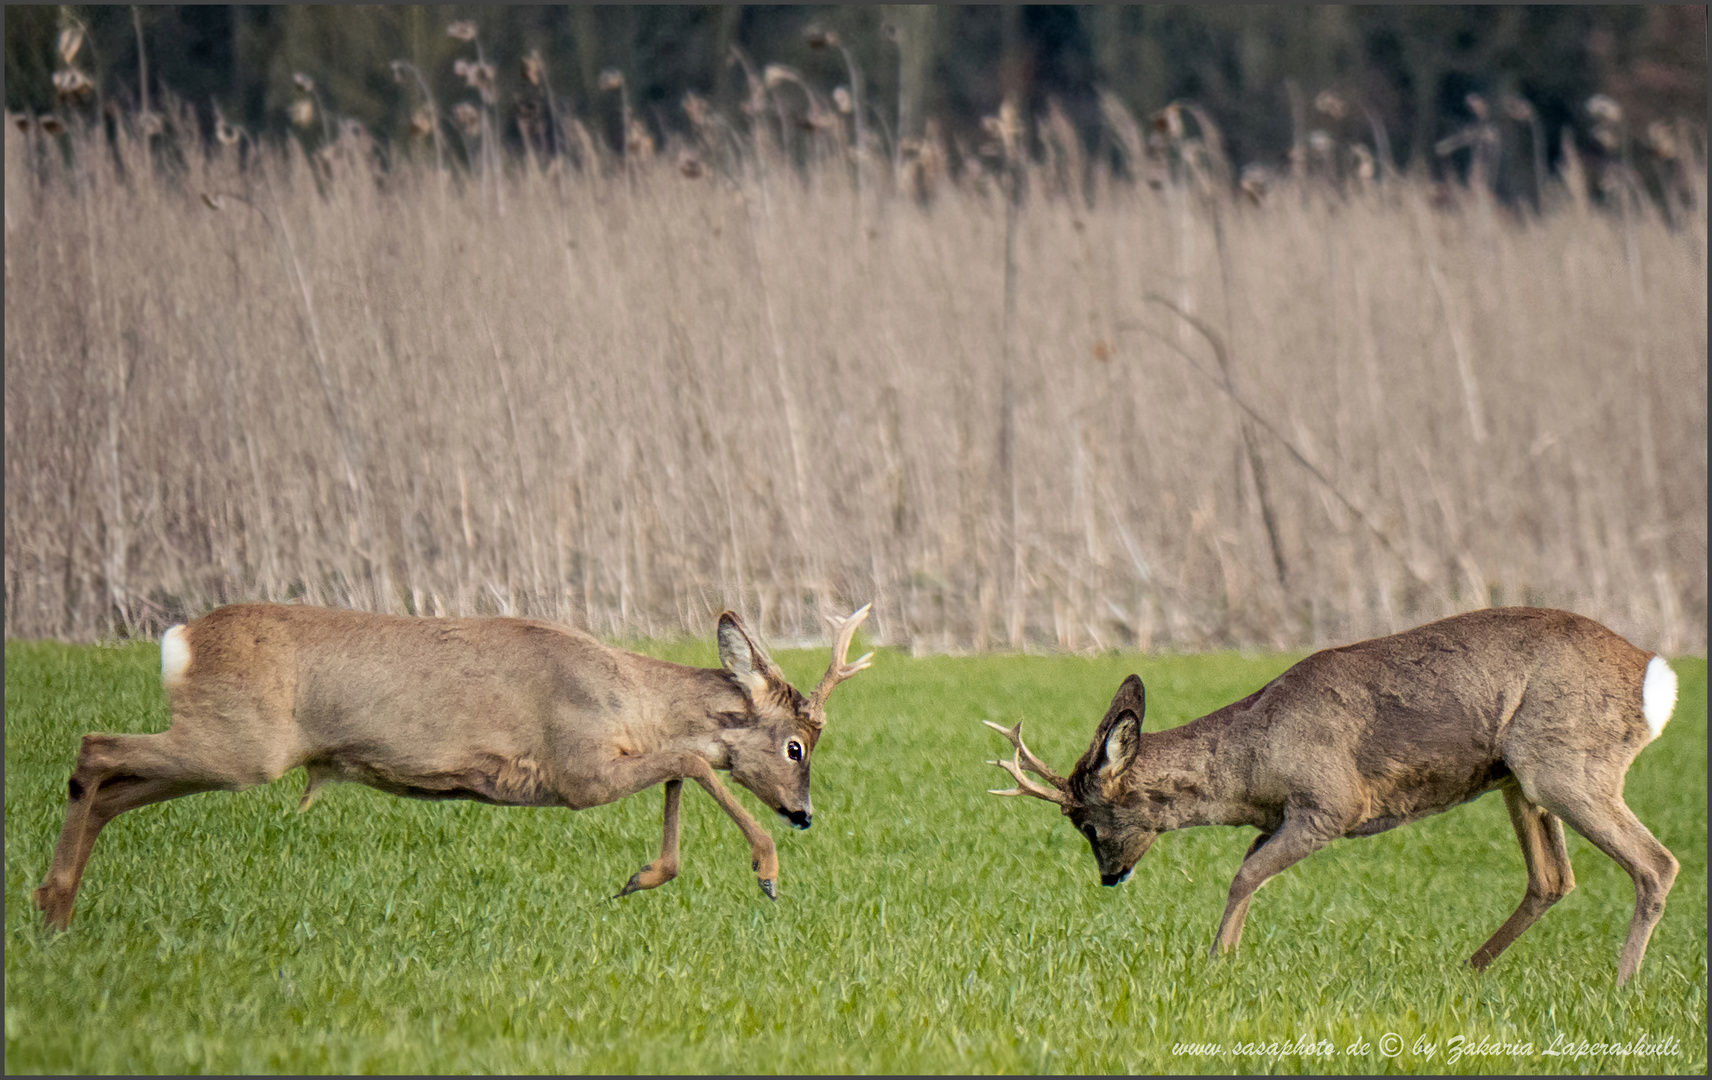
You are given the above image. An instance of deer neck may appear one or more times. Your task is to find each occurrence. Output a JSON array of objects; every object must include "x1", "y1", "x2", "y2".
[
  {"x1": 628, "y1": 659, "x2": 751, "y2": 767},
  {"x1": 1127, "y1": 720, "x2": 1261, "y2": 832}
]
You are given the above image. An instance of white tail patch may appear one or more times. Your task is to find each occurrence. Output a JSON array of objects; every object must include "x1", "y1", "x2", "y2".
[
  {"x1": 1641, "y1": 655, "x2": 1677, "y2": 741},
  {"x1": 161, "y1": 625, "x2": 192, "y2": 688}
]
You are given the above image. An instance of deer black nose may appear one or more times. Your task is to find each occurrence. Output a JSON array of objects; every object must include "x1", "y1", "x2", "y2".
[
  {"x1": 785, "y1": 809, "x2": 812, "y2": 830},
  {"x1": 1100, "y1": 867, "x2": 1132, "y2": 887}
]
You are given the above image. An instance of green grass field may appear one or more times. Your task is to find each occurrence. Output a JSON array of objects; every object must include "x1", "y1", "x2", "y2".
[{"x1": 4, "y1": 637, "x2": 1705, "y2": 1074}]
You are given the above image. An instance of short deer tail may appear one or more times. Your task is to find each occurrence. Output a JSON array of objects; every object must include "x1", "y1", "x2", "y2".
[
  {"x1": 161, "y1": 624, "x2": 192, "y2": 689},
  {"x1": 1641, "y1": 655, "x2": 1677, "y2": 741}
]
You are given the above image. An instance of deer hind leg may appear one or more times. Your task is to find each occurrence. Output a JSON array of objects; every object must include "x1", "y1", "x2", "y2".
[
  {"x1": 616, "y1": 779, "x2": 683, "y2": 897},
  {"x1": 1533, "y1": 779, "x2": 1678, "y2": 986},
  {"x1": 1469, "y1": 784, "x2": 1576, "y2": 971},
  {"x1": 1211, "y1": 819, "x2": 1329, "y2": 957},
  {"x1": 34, "y1": 731, "x2": 253, "y2": 930}
]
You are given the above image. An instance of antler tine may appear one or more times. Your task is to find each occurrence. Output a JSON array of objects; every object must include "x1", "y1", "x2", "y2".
[
  {"x1": 806, "y1": 603, "x2": 873, "y2": 724},
  {"x1": 986, "y1": 751, "x2": 1067, "y2": 804},
  {"x1": 981, "y1": 719, "x2": 1066, "y2": 788}
]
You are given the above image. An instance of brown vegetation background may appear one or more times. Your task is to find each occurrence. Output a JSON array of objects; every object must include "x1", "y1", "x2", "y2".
[{"x1": 4, "y1": 111, "x2": 1706, "y2": 654}]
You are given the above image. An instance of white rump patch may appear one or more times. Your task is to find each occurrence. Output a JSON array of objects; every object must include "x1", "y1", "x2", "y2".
[
  {"x1": 161, "y1": 625, "x2": 191, "y2": 688},
  {"x1": 1641, "y1": 655, "x2": 1677, "y2": 741}
]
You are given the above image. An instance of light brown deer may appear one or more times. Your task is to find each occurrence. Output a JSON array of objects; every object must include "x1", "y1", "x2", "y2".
[
  {"x1": 35, "y1": 601, "x2": 873, "y2": 928},
  {"x1": 984, "y1": 607, "x2": 1680, "y2": 986}
]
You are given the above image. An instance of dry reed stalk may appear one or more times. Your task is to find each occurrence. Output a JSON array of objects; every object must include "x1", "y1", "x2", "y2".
[{"x1": 2, "y1": 113, "x2": 1704, "y2": 654}]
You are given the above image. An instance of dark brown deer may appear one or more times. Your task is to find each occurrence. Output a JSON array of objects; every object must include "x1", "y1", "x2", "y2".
[
  {"x1": 35, "y1": 602, "x2": 873, "y2": 928},
  {"x1": 984, "y1": 607, "x2": 1679, "y2": 986}
]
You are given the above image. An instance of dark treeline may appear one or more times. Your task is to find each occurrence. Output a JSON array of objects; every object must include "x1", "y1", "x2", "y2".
[{"x1": 5, "y1": 5, "x2": 1706, "y2": 199}]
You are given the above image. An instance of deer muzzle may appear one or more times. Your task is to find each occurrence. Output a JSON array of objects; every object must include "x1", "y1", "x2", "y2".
[{"x1": 781, "y1": 808, "x2": 812, "y2": 830}]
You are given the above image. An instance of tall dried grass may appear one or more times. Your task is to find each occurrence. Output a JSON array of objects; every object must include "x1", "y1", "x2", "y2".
[{"x1": 4, "y1": 110, "x2": 1705, "y2": 654}]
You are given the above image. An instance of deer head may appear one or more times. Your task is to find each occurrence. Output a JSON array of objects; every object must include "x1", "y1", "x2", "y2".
[
  {"x1": 985, "y1": 674, "x2": 1157, "y2": 885},
  {"x1": 716, "y1": 604, "x2": 872, "y2": 831}
]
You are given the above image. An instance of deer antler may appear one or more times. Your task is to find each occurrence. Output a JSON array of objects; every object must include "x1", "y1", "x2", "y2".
[
  {"x1": 805, "y1": 603, "x2": 873, "y2": 727},
  {"x1": 982, "y1": 720, "x2": 1066, "y2": 788},
  {"x1": 987, "y1": 750, "x2": 1068, "y2": 804}
]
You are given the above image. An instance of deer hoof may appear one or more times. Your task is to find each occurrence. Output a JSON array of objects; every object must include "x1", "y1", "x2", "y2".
[
  {"x1": 33, "y1": 886, "x2": 72, "y2": 930},
  {"x1": 615, "y1": 872, "x2": 646, "y2": 899},
  {"x1": 758, "y1": 877, "x2": 777, "y2": 901}
]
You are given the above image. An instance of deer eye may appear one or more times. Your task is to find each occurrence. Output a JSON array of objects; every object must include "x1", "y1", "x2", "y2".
[{"x1": 786, "y1": 740, "x2": 803, "y2": 761}]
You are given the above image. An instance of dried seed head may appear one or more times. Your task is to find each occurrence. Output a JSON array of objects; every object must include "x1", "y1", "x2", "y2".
[
  {"x1": 805, "y1": 27, "x2": 839, "y2": 50},
  {"x1": 599, "y1": 68, "x2": 625, "y2": 91},
  {"x1": 998, "y1": 98, "x2": 1022, "y2": 158},
  {"x1": 1240, "y1": 163, "x2": 1270, "y2": 203},
  {"x1": 833, "y1": 86, "x2": 852, "y2": 114},
  {"x1": 1313, "y1": 90, "x2": 1347, "y2": 120},
  {"x1": 1464, "y1": 93, "x2": 1488, "y2": 122},
  {"x1": 138, "y1": 110, "x2": 163, "y2": 136},
  {"x1": 1501, "y1": 95, "x2": 1535, "y2": 122},
  {"x1": 52, "y1": 68, "x2": 93, "y2": 105},
  {"x1": 12, "y1": 115, "x2": 31, "y2": 134},
  {"x1": 763, "y1": 64, "x2": 793, "y2": 90},
  {"x1": 1307, "y1": 130, "x2": 1334, "y2": 155},
  {"x1": 1647, "y1": 120, "x2": 1678, "y2": 160},
  {"x1": 1586, "y1": 94, "x2": 1623, "y2": 124},
  {"x1": 626, "y1": 117, "x2": 655, "y2": 158},
  {"x1": 452, "y1": 101, "x2": 481, "y2": 137},
  {"x1": 200, "y1": 192, "x2": 224, "y2": 211},
  {"x1": 677, "y1": 150, "x2": 704, "y2": 178},
  {"x1": 411, "y1": 104, "x2": 435, "y2": 138},
  {"x1": 523, "y1": 50, "x2": 544, "y2": 88},
  {"x1": 446, "y1": 20, "x2": 478, "y2": 42},
  {"x1": 293, "y1": 72, "x2": 315, "y2": 94},
  {"x1": 289, "y1": 98, "x2": 315, "y2": 129},
  {"x1": 57, "y1": 27, "x2": 84, "y2": 66},
  {"x1": 1149, "y1": 103, "x2": 1184, "y2": 141},
  {"x1": 462, "y1": 61, "x2": 497, "y2": 104},
  {"x1": 681, "y1": 92, "x2": 712, "y2": 129},
  {"x1": 1350, "y1": 143, "x2": 1375, "y2": 180},
  {"x1": 40, "y1": 115, "x2": 66, "y2": 137}
]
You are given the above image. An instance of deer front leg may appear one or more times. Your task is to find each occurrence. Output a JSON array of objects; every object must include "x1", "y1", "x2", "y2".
[
  {"x1": 594, "y1": 752, "x2": 779, "y2": 901},
  {"x1": 616, "y1": 779, "x2": 683, "y2": 898},
  {"x1": 680, "y1": 760, "x2": 780, "y2": 899},
  {"x1": 1211, "y1": 820, "x2": 1328, "y2": 957}
]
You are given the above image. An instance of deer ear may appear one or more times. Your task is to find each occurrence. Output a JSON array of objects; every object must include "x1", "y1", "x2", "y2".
[
  {"x1": 1100, "y1": 674, "x2": 1146, "y2": 729},
  {"x1": 1098, "y1": 708, "x2": 1142, "y2": 779},
  {"x1": 718, "y1": 611, "x2": 778, "y2": 700},
  {"x1": 1095, "y1": 674, "x2": 1146, "y2": 778}
]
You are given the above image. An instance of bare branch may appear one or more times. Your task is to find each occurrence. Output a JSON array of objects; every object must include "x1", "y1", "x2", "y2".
[{"x1": 1137, "y1": 295, "x2": 1431, "y2": 586}]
